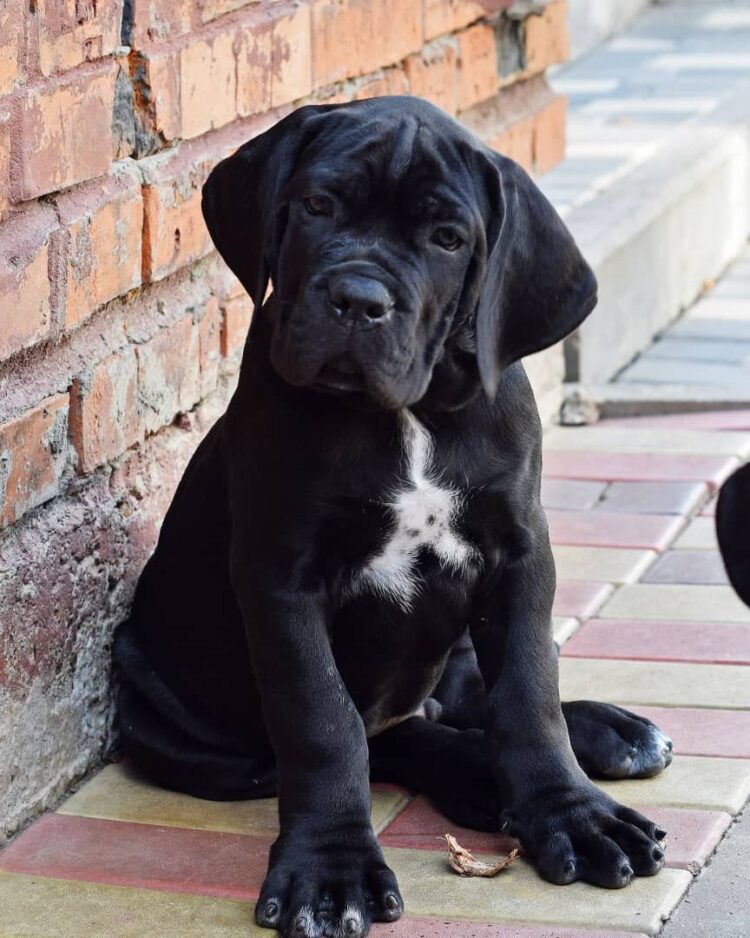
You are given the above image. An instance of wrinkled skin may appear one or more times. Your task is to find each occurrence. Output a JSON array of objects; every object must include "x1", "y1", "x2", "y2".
[{"x1": 113, "y1": 98, "x2": 672, "y2": 938}]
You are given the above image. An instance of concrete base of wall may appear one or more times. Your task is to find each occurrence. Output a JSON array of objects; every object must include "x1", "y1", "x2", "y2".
[{"x1": 564, "y1": 81, "x2": 750, "y2": 387}]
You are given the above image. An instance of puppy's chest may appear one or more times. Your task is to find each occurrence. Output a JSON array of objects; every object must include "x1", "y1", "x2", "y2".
[{"x1": 346, "y1": 411, "x2": 480, "y2": 610}]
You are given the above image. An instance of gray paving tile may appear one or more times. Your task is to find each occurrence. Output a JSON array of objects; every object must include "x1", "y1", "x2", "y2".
[
  {"x1": 640, "y1": 550, "x2": 730, "y2": 585},
  {"x1": 647, "y1": 337, "x2": 750, "y2": 365},
  {"x1": 596, "y1": 481, "x2": 707, "y2": 515},
  {"x1": 541, "y1": 478, "x2": 608, "y2": 511},
  {"x1": 618, "y1": 358, "x2": 749, "y2": 386}
]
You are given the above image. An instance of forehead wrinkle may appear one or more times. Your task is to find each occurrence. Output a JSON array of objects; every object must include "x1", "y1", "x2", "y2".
[{"x1": 388, "y1": 116, "x2": 420, "y2": 181}]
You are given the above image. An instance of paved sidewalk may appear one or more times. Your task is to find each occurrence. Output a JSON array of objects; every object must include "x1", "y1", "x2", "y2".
[
  {"x1": 615, "y1": 241, "x2": 750, "y2": 390},
  {"x1": 1, "y1": 412, "x2": 749, "y2": 936},
  {"x1": 541, "y1": 2, "x2": 750, "y2": 218}
]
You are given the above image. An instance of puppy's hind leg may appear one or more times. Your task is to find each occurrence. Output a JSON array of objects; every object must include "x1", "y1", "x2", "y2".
[{"x1": 369, "y1": 717, "x2": 501, "y2": 832}]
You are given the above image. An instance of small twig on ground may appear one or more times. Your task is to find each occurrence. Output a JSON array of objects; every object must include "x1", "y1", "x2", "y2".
[{"x1": 444, "y1": 834, "x2": 521, "y2": 878}]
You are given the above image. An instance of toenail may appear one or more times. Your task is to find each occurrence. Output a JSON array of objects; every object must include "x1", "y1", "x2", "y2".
[
  {"x1": 563, "y1": 859, "x2": 576, "y2": 877},
  {"x1": 655, "y1": 827, "x2": 668, "y2": 841},
  {"x1": 385, "y1": 893, "x2": 400, "y2": 912},
  {"x1": 621, "y1": 864, "x2": 634, "y2": 881},
  {"x1": 653, "y1": 846, "x2": 664, "y2": 861},
  {"x1": 344, "y1": 917, "x2": 360, "y2": 935}
]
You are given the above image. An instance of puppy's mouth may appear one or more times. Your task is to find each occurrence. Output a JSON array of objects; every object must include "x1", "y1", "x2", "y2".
[{"x1": 313, "y1": 354, "x2": 366, "y2": 393}]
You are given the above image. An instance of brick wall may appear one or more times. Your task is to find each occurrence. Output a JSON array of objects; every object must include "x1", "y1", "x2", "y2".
[{"x1": 0, "y1": 0, "x2": 571, "y2": 839}]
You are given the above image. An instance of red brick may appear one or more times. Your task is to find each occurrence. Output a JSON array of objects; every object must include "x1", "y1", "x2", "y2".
[
  {"x1": 130, "y1": 46, "x2": 182, "y2": 146},
  {"x1": 523, "y1": 0, "x2": 569, "y2": 77},
  {"x1": 131, "y1": 0, "x2": 194, "y2": 44},
  {"x1": 456, "y1": 22, "x2": 498, "y2": 111},
  {"x1": 0, "y1": 103, "x2": 12, "y2": 223},
  {"x1": 16, "y1": 62, "x2": 117, "y2": 201},
  {"x1": 311, "y1": 0, "x2": 423, "y2": 88},
  {"x1": 542, "y1": 451, "x2": 740, "y2": 490},
  {"x1": 533, "y1": 90, "x2": 566, "y2": 174},
  {"x1": 179, "y1": 29, "x2": 238, "y2": 139},
  {"x1": 0, "y1": 394, "x2": 69, "y2": 527},
  {"x1": 0, "y1": 201, "x2": 58, "y2": 361},
  {"x1": 404, "y1": 40, "x2": 458, "y2": 115},
  {"x1": 198, "y1": 296, "x2": 222, "y2": 395},
  {"x1": 352, "y1": 67, "x2": 408, "y2": 101},
  {"x1": 137, "y1": 316, "x2": 201, "y2": 434},
  {"x1": 220, "y1": 292, "x2": 253, "y2": 358},
  {"x1": 236, "y1": 13, "x2": 273, "y2": 118},
  {"x1": 490, "y1": 113, "x2": 534, "y2": 173},
  {"x1": 70, "y1": 348, "x2": 140, "y2": 473},
  {"x1": 33, "y1": 0, "x2": 122, "y2": 76},
  {"x1": 54, "y1": 164, "x2": 144, "y2": 330},
  {"x1": 424, "y1": 0, "x2": 509, "y2": 41},
  {"x1": 200, "y1": 0, "x2": 259, "y2": 24},
  {"x1": 141, "y1": 141, "x2": 222, "y2": 283},
  {"x1": 270, "y1": 2, "x2": 313, "y2": 108},
  {"x1": 0, "y1": 0, "x2": 24, "y2": 95}
]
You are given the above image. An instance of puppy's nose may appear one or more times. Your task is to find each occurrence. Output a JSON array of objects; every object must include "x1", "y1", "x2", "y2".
[{"x1": 328, "y1": 275, "x2": 394, "y2": 324}]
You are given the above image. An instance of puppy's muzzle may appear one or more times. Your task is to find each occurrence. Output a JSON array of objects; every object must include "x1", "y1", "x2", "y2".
[{"x1": 328, "y1": 272, "x2": 394, "y2": 326}]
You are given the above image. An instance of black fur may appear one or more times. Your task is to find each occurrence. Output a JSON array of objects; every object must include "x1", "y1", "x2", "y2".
[{"x1": 114, "y1": 97, "x2": 671, "y2": 938}]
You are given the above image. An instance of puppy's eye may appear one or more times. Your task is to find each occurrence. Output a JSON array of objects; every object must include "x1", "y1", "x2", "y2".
[
  {"x1": 303, "y1": 195, "x2": 334, "y2": 217},
  {"x1": 432, "y1": 227, "x2": 463, "y2": 251}
]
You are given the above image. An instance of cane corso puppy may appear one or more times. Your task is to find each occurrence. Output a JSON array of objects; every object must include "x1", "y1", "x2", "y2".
[
  {"x1": 114, "y1": 97, "x2": 673, "y2": 937},
  {"x1": 717, "y1": 461, "x2": 750, "y2": 607}
]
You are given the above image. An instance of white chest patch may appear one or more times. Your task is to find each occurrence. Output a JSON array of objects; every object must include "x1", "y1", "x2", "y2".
[{"x1": 349, "y1": 410, "x2": 479, "y2": 611}]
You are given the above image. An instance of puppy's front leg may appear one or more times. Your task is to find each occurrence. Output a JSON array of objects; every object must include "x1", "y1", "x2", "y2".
[
  {"x1": 471, "y1": 513, "x2": 666, "y2": 888},
  {"x1": 231, "y1": 551, "x2": 402, "y2": 938}
]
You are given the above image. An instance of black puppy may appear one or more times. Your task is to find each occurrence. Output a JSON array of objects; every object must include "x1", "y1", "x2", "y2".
[
  {"x1": 717, "y1": 461, "x2": 750, "y2": 607},
  {"x1": 114, "y1": 97, "x2": 673, "y2": 938}
]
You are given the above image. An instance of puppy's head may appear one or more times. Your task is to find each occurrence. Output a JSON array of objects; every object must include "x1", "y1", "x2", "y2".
[{"x1": 202, "y1": 97, "x2": 596, "y2": 409}]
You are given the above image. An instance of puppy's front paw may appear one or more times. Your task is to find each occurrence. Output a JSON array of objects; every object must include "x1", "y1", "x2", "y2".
[
  {"x1": 256, "y1": 829, "x2": 402, "y2": 937},
  {"x1": 564, "y1": 700, "x2": 673, "y2": 779},
  {"x1": 503, "y1": 784, "x2": 666, "y2": 889}
]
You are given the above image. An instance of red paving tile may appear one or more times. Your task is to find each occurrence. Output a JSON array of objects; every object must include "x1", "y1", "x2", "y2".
[
  {"x1": 553, "y1": 581, "x2": 614, "y2": 618},
  {"x1": 639, "y1": 806, "x2": 731, "y2": 872},
  {"x1": 629, "y1": 707, "x2": 750, "y2": 759},
  {"x1": 379, "y1": 921, "x2": 648, "y2": 937},
  {"x1": 546, "y1": 509, "x2": 684, "y2": 551},
  {"x1": 0, "y1": 813, "x2": 271, "y2": 899},
  {"x1": 542, "y1": 451, "x2": 738, "y2": 490},
  {"x1": 379, "y1": 796, "x2": 518, "y2": 856},
  {"x1": 378, "y1": 797, "x2": 726, "y2": 875},
  {"x1": 561, "y1": 619, "x2": 750, "y2": 665}
]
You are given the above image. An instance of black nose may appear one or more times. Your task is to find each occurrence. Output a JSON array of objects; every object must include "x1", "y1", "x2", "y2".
[{"x1": 328, "y1": 275, "x2": 394, "y2": 324}]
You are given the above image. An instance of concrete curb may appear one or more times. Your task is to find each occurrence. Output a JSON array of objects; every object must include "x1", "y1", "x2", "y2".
[{"x1": 564, "y1": 79, "x2": 750, "y2": 386}]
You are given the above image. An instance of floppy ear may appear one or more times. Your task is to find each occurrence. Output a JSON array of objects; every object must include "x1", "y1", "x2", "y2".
[
  {"x1": 201, "y1": 106, "x2": 328, "y2": 306},
  {"x1": 475, "y1": 152, "x2": 597, "y2": 398},
  {"x1": 716, "y1": 462, "x2": 750, "y2": 608}
]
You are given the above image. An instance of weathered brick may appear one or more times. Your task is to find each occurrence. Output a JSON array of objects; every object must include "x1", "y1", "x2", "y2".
[
  {"x1": 141, "y1": 141, "x2": 220, "y2": 283},
  {"x1": 0, "y1": 104, "x2": 11, "y2": 223},
  {"x1": 16, "y1": 63, "x2": 117, "y2": 201},
  {"x1": 0, "y1": 394, "x2": 69, "y2": 527},
  {"x1": 533, "y1": 90, "x2": 566, "y2": 174},
  {"x1": 311, "y1": 0, "x2": 422, "y2": 88},
  {"x1": 489, "y1": 113, "x2": 534, "y2": 173},
  {"x1": 236, "y1": 11, "x2": 273, "y2": 118},
  {"x1": 69, "y1": 348, "x2": 140, "y2": 473},
  {"x1": 179, "y1": 28, "x2": 237, "y2": 139},
  {"x1": 220, "y1": 292, "x2": 253, "y2": 358},
  {"x1": 137, "y1": 316, "x2": 201, "y2": 434},
  {"x1": 424, "y1": 0, "x2": 508, "y2": 41},
  {"x1": 54, "y1": 164, "x2": 144, "y2": 330},
  {"x1": 198, "y1": 296, "x2": 222, "y2": 395},
  {"x1": 404, "y1": 40, "x2": 458, "y2": 115},
  {"x1": 0, "y1": 202, "x2": 57, "y2": 362},
  {"x1": 34, "y1": 0, "x2": 122, "y2": 77},
  {"x1": 270, "y1": 2, "x2": 313, "y2": 108},
  {"x1": 129, "y1": 46, "x2": 182, "y2": 150},
  {"x1": 130, "y1": 0, "x2": 194, "y2": 44},
  {"x1": 0, "y1": 0, "x2": 24, "y2": 95},
  {"x1": 457, "y1": 22, "x2": 498, "y2": 111},
  {"x1": 352, "y1": 67, "x2": 408, "y2": 101},
  {"x1": 524, "y1": 0, "x2": 569, "y2": 77},
  {"x1": 200, "y1": 0, "x2": 261, "y2": 23}
]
